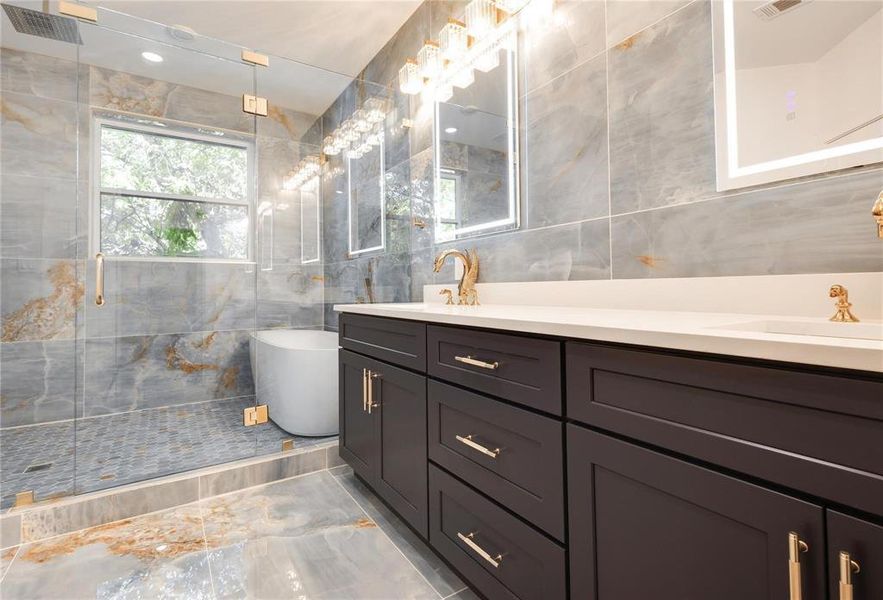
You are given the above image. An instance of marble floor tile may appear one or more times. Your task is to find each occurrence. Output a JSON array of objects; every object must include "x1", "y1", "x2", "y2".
[
  {"x1": 333, "y1": 466, "x2": 465, "y2": 598},
  {"x1": 0, "y1": 503, "x2": 214, "y2": 600},
  {"x1": 1, "y1": 546, "x2": 18, "y2": 581}
]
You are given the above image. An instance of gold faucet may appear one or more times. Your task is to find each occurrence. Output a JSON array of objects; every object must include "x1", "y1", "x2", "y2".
[
  {"x1": 873, "y1": 190, "x2": 883, "y2": 238},
  {"x1": 433, "y1": 248, "x2": 480, "y2": 305},
  {"x1": 829, "y1": 285, "x2": 859, "y2": 323},
  {"x1": 439, "y1": 289, "x2": 454, "y2": 305}
]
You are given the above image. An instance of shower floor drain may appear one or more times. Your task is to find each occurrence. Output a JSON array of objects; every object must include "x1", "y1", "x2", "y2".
[{"x1": 23, "y1": 463, "x2": 53, "y2": 473}]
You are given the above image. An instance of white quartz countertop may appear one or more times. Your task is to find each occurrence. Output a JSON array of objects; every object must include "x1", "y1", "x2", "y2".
[{"x1": 333, "y1": 302, "x2": 883, "y2": 373}]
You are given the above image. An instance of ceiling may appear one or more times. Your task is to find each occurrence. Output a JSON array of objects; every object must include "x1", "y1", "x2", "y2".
[{"x1": 92, "y1": 0, "x2": 421, "y2": 77}]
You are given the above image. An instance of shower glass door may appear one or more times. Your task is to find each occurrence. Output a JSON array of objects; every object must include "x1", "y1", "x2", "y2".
[{"x1": 74, "y1": 11, "x2": 261, "y2": 495}]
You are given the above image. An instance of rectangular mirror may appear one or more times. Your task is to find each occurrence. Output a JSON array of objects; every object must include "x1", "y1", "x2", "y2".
[
  {"x1": 347, "y1": 138, "x2": 385, "y2": 255},
  {"x1": 301, "y1": 177, "x2": 320, "y2": 263},
  {"x1": 712, "y1": 0, "x2": 883, "y2": 190},
  {"x1": 434, "y1": 32, "x2": 520, "y2": 242}
]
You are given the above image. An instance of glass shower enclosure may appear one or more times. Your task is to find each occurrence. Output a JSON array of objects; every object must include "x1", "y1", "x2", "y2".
[{"x1": 0, "y1": 1, "x2": 343, "y2": 508}]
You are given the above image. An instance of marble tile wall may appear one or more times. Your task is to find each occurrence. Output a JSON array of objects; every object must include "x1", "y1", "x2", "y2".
[
  {"x1": 320, "y1": 0, "x2": 883, "y2": 329},
  {"x1": 1, "y1": 47, "x2": 327, "y2": 434}
]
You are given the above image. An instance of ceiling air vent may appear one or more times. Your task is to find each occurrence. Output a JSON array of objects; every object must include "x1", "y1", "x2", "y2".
[{"x1": 753, "y1": 0, "x2": 813, "y2": 20}]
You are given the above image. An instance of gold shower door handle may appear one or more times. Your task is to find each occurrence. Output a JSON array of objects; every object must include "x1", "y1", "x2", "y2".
[
  {"x1": 455, "y1": 434, "x2": 501, "y2": 458},
  {"x1": 95, "y1": 253, "x2": 105, "y2": 306},
  {"x1": 789, "y1": 532, "x2": 809, "y2": 600},
  {"x1": 367, "y1": 372, "x2": 381, "y2": 414},
  {"x1": 839, "y1": 551, "x2": 860, "y2": 600},
  {"x1": 454, "y1": 355, "x2": 499, "y2": 370},
  {"x1": 457, "y1": 532, "x2": 503, "y2": 568}
]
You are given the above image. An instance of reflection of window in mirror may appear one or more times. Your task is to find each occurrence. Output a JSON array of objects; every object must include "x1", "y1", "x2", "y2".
[
  {"x1": 713, "y1": 0, "x2": 883, "y2": 190},
  {"x1": 433, "y1": 30, "x2": 520, "y2": 242}
]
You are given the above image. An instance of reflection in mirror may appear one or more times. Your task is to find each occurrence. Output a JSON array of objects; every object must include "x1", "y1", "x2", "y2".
[
  {"x1": 301, "y1": 178, "x2": 320, "y2": 263},
  {"x1": 347, "y1": 137, "x2": 386, "y2": 255},
  {"x1": 713, "y1": 0, "x2": 883, "y2": 190},
  {"x1": 434, "y1": 32, "x2": 519, "y2": 242}
]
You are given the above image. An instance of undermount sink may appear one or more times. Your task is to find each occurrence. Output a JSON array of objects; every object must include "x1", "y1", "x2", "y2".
[{"x1": 716, "y1": 319, "x2": 883, "y2": 341}]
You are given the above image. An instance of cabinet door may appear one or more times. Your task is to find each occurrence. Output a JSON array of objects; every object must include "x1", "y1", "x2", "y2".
[
  {"x1": 371, "y1": 360, "x2": 428, "y2": 537},
  {"x1": 827, "y1": 511, "x2": 883, "y2": 600},
  {"x1": 568, "y1": 425, "x2": 826, "y2": 600},
  {"x1": 339, "y1": 349, "x2": 377, "y2": 482}
]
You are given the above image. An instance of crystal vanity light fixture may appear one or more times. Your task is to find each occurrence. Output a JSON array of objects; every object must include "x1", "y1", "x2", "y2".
[
  {"x1": 465, "y1": 0, "x2": 498, "y2": 38},
  {"x1": 399, "y1": 58, "x2": 423, "y2": 95},
  {"x1": 283, "y1": 155, "x2": 321, "y2": 191},
  {"x1": 313, "y1": 95, "x2": 389, "y2": 172},
  {"x1": 417, "y1": 40, "x2": 443, "y2": 79},
  {"x1": 440, "y1": 19, "x2": 469, "y2": 61}
]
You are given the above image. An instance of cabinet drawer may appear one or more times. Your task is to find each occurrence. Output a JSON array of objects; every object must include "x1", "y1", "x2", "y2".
[
  {"x1": 429, "y1": 465, "x2": 566, "y2": 600},
  {"x1": 427, "y1": 325, "x2": 561, "y2": 414},
  {"x1": 339, "y1": 313, "x2": 426, "y2": 371},
  {"x1": 566, "y1": 342, "x2": 883, "y2": 515},
  {"x1": 428, "y1": 380, "x2": 565, "y2": 540}
]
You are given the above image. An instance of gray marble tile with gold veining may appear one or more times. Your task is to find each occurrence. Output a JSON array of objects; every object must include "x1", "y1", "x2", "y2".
[
  {"x1": 0, "y1": 175, "x2": 80, "y2": 260},
  {"x1": 610, "y1": 169, "x2": 883, "y2": 279},
  {"x1": 1, "y1": 514, "x2": 21, "y2": 550},
  {"x1": 0, "y1": 339, "x2": 78, "y2": 426},
  {"x1": 520, "y1": 0, "x2": 606, "y2": 94},
  {"x1": 203, "y1": 471, "x2": 440, "y2": 599},
  {"x1": 257, "y1": 266, "x2": 324, "y2": 330},
  {"x1": 1, "y1": 503, "x2": 213, "y2": 600},
  {"x1": 0, "y1": 91, "x2": 78, "y2": 181},
  {"x1": 605, "y1": 0, "x2": 693, "y2": 49},
  {"x1": 1, "y1": 259, "x2": 81, "y2": 343},
  {"x1": 333, "y1": 466, "x2": 465, "y2": 598},
  {"x1": 82, "y1": 329, "x2": 254, "y2": 416},
  {"x1": 0, "y1": 546, "x2": 17, "y2": 582},
  {"x1": 82, "y1": 260, "x2": 256, "y2": 338},
  {"x1": 0, "y1": 48, "x2": 82, "y2": 103},
  {"x1": 608, "y1": 0, "x2": 717, "y2": 214},
  {"x1": 525, "y1": 53, "x2": 609, "y2": 228},
  {"x1": 198, "y1": 447, "x2": 327, "y2": 499}
]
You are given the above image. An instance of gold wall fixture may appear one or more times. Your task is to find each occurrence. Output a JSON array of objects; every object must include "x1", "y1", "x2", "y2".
[
  {"x1": 58, "y1": 0, "x2": 97, "y2": 22},
  {"x1": 788, "y1": 532, "x2": 809, "y2": 600},
  {"x1": 828, "y1": 285, "x2": 860, "y2": 323},
  {"x1": 241, "y1": 49, "x2": 269, "y2": 67},
  {"x1": 242, "y1": 94, "x2": 268, "y2": 117},
  {"x1": 14, "y1": 490, "x2": 35, "y2": 507},
  {"x1": 872, "y1": 190, "x2": 883, "y2": 238},
  {"x1": 281, "y1": 439, "x2": 295, "y2": 452},
  {"x1": 243, "y1": 404, "x2": 269, "y2": 426},
  {"x1": 838, "y1": 551, "x2": 860, "y2": 600}
]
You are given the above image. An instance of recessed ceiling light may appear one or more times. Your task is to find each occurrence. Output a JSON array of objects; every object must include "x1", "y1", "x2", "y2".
[
  {"x1": 336, "y1": 190, "x2": 344, "y2": 195},
  {"x1": 445, "y1": 127, "x2": 458, "y2": 134},
  {"x1": 141, "y1": 51, "x2": 164, "y2": 63}
]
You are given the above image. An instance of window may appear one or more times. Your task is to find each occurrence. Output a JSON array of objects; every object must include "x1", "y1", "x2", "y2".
[{"x1": 94, "y1": 119, "x2": 253, "y2": 260}]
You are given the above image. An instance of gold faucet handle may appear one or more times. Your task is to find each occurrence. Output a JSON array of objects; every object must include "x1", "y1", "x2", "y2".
[
  {"x1": 829, "y1": 284, "x2": 859, "y2": 323},
  {"x1": 439, "y1": 289, "x2": 455, "y2": 305},
  {"x1": 873, "y1": 191, "x2": 883, "y2": 238}
]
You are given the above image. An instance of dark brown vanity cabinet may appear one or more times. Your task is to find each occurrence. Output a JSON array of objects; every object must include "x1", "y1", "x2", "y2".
[
  {"x1": 339, "y1": 348, "x2": 428, "y2": 536},
  {"x1": 568, "y1": 426, "x2": 827, "y2": 600},
  {"x1": 827, "y1": 511, "x2": 883, "y2": 600}
]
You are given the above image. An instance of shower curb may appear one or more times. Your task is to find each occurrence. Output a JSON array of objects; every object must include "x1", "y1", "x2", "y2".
[{"x1": 0, "y1": 440, "x2": 342, "y2": 548}]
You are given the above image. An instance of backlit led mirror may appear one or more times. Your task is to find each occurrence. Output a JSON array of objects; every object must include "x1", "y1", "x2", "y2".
[
  {"x1": 434, "y1": 32, "x2": 520, "y2": 242},
  {"x1": 712, "y1": 0, "x2": 883, "y2": 190}
]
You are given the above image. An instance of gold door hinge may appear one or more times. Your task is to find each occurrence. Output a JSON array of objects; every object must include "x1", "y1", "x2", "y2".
[
  {"x1": 15, "y1": 490, "x2": 35, "y2": 507},
  {"x1": 243, "y1": 404, "x2": 269, "y2": 426},
  {"x1": 281, "y1": 439, "x2": 294, "y2": 451},
  {"x1": 59, "y1": 0, "x2": 97, "y2": 22},
  {"x1": 241, "y1": 49, "x2": 269, "y2": 67},
  {"x1": 242, "y1": 94, "x2": 268, "y2": 117}
]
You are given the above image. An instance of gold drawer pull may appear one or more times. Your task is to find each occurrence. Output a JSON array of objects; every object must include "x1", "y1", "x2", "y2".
[
  {"x1": 457, "y1": 532, "x2": 503, "y2": 568},
  {"x1": 456, "y1": 434, "x2": 501, "y2": 458},
  {"x1": 362, "y1": 368, "x2": 369, "y2": 411},
  {"x1": 95, "y1": 252, "x2": 105, "y2": 307},
  {"x1": 789, "y1": 532, "x2": 809, "y2": 600},
  {"x1": 367, "y1": 371, "x2": 381, "y2": 414},
  {"x1": 839, "y1": 551, "x2": 861, "y2": 600},
  {"x1": 454, "y1": 355, "x2": 499, "y2": 370}
]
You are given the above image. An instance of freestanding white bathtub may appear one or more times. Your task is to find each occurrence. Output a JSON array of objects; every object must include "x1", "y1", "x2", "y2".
[{"x1": 249, "y1": 330, "x2": 339, "y2": 436}]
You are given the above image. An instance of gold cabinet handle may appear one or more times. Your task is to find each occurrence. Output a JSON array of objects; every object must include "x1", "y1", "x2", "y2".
[
  {"x1": 789, "y1": 532, "x2": 809, "y2": 600},
  {"x1": 95, "y1": 252, "x2": 105, "y2": 307},
  {"x1": 454, "y1": 355, "x2": 499, "y2": 370},
  {"x1": 455, "y1": 434, "x2": 501, "y2": 458},
  {"x1": 367, "y1": 372, "x2": 381, "y2": 414},
  {"x1": 457, "y1": 532, "x2": 503, "y2": 568},
  {"x1": 839, "y1": 551, "x2": 861, "y2": 600},
  {"x1": 362, "y1": 368, "x2": 369, "y2": 412}
]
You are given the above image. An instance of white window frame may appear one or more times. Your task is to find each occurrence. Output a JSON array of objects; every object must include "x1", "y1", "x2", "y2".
[{"x1": 91, "y1": 117, "x2": 256, "y2": 263}]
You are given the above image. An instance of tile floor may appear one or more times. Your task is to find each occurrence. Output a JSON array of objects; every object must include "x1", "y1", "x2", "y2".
[
  {"x1": 0, "y1": 398, "x2": 336, "y2": 509},
  {"x1": 0, "y1": 466, "x2": 478, "y2": 600}
]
